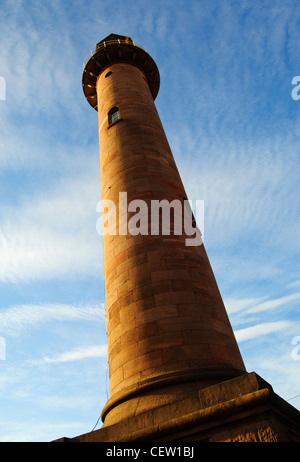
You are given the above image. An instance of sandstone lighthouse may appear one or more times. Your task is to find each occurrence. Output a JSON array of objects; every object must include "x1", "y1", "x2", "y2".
[{"x1": 56, "y1": 34, "x2": 300, "y2": 442}]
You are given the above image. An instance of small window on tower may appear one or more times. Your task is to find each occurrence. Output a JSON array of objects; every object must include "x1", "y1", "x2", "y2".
[{"x1": 108, "y1": 106, "x2": 121, "y2": 126}]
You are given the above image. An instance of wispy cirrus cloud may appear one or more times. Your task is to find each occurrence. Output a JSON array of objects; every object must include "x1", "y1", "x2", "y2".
[
  {"x1": 177, "y1": 135, "x2": 300, "y2": 250},
  {"x1": 235, "y1": 320, "x2": 292, "y2": 343},
  {"x1": 0, "y1": 168, "x2": 102, "y2": 284},
  {"x1": 226, "y1": 292, "x2": 300, "y2": 317},
  {"x1": 0, "y1": 302, "x2": 105, "y2": 337},
  {"x1": 31, "y1": 345, "x2": 107, "y2": 365},
  {"x1": 226, "y1": 289, "x2": 300, "y2": 354},
  {"x1": 0, "y1": 0, "x2": 82, "y2": 115},
  {"x1": 245, "y1": 292, "x2": 300, "y2": 315},
  {"x1": 287, "y1": 279, "x2": 300, "y2": 289},
  {"x1": 225, "y1": 296, "x2": 268, "y2": 315}
]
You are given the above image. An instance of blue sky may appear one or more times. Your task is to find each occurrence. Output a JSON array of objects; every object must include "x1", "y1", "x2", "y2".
[{"x1": 0, "y1": 0, "x2": 299, "y2": 442}]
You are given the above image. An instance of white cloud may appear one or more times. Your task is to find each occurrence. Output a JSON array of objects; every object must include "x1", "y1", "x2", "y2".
[
  {"x1": 0, "y1": 169, "x2": 102, "y2": 284},
  {"x1": 240, "y1": 329, "x2": 300, "y2": 407},
  {"x1": 33, "y1": 345, "x2": 108, "y2": 365},
  {"x1": 225, "y1": 292, "x2": 300, "y2": 321},
  {"x1": 245, "y1": 293, "x2": 300, "y2": 314},
  {"x1": 287, "y1": 279, "x2": 300, "y2": 289},
  {"x1": 235, "y1": 320, "x2": 292, "y2": 342},
  {"x1": 0, "y1": 416, "x2": 92, "y2": 443},
  {"x1": 224, "y1": 296, "x2": 268, "y2": 314},
  {"x1": 0, "y1": 302, "x2": 105, "y2": 337},
  {"x1": 177, "y1": 135, "x2": 299, "y2": 249},
  {"x1": 0, "y1": 1, "x2": 81, "y2": 114}
]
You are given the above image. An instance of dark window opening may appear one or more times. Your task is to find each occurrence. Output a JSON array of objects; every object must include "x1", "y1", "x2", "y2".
[
  {"x1": 108, "y1": 106, "x2": 121, "y2": 126},
  {"x1": 105, "y1": 71, "x2": 113, "y2": 78}
]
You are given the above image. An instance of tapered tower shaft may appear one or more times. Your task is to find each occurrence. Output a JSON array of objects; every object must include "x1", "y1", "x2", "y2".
[{"x1": 82, "y1": 34, "x2": 245, "y2": 426}]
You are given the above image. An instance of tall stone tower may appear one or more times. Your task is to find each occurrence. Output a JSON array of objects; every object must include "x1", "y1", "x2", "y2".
[{"x1": 55, "y1": 34, "x2": 300, "y2": 442}]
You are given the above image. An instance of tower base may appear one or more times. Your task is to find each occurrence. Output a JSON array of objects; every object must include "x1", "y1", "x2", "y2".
[{"x1": 54, "y1": 372, "x2": 300, "y2": 442}]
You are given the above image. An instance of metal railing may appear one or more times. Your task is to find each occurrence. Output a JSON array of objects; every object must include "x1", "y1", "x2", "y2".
[{"x1": 83, "y1": 38, "x2": 147, "y2": 69}]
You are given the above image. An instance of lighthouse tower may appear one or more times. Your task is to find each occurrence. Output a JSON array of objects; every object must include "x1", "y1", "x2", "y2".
[
  {"x1": 83, "y1": 33, "x2": 245, "y2": 423},
  {"x1": 55, "y1": 34, "x2": 300, "y2": 442}
]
